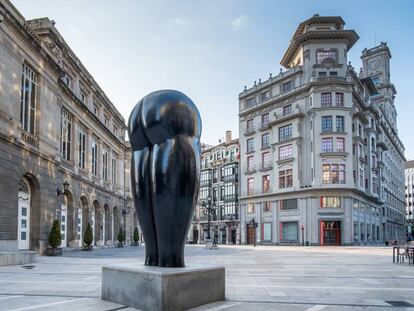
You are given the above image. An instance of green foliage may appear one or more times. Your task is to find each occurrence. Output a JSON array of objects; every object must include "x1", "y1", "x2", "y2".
[
  {"x1": 118, "y1": 227, "x2": 124, "y2": 243},
  {"x1": 48, "y1": 220, "x2": 62, "y2": 248},
  {"x1": 84, "y1": 223, "x2": 93, "y2": 246},
  {"x1": 133, "y1": 227, "x2": 139, "y2": 243}
]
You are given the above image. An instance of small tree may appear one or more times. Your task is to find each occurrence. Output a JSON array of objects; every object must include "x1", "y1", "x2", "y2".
[
  {"x1": 48, "y1": 220, "x2": 62, "y2": 248},
  {"x1": 84, "y1": 223, "x2": 93, "y2": 246},
  {"x1": 118, "y1": 227, "x2": 124, "y2": 245},
  {"x1": 133, "y1": 228, "x2": 139, "y2": 243}
]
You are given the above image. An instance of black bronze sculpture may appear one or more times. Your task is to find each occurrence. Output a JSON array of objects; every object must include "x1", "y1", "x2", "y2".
[{"x1": 128, "y1": 90, "x2": 201, "y2": 267}]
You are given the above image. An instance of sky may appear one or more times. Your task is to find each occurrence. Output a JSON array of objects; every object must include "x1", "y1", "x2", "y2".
[{"x1": 11, "y1": 0, "x2": 414, "y2": 158}]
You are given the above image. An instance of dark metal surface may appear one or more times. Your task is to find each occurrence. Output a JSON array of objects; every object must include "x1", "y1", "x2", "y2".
[{"x1": 128, "y1": 90, "x2": 202, "y2": 267}]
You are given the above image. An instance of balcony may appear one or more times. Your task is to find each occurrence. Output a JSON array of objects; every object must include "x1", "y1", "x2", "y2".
[
  {"x1": 311, "y1": 76, "x2": 347, "y2": 83},
  {"x1": 244, "y1": 126, "x2": 256, "y2": 136},
  {"x1": 259, "y1": 122, "x2": 271, "y2": 131},
  {"x1": 244, "y1": 165, "x2": 256, "y2": 175},
  {"x1": 259, "y1": 164, "x2": 273, "y2": 172},
  {"x1": 268, "y1": 107, "x2": 304, "y2": 126},
  {"x1": 21, "y1": 131, "x2": 39, "y2": 149}
]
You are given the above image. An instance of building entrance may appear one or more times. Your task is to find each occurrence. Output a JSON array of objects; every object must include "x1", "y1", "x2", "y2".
[
  {"x1": 247, "y1": 224, "x2": 255, "y2": 245},
  {"x1": 320, "y1": 221, "x2": 341, "y2": 246},
  {"x1": 17, "y1": 185, "x2": 31, "y2": 250}
]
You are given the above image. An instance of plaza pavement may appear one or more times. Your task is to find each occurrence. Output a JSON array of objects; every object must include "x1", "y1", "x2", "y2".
[{"x1": 0, "y1": 245, "x2": 413, "y2": 310}]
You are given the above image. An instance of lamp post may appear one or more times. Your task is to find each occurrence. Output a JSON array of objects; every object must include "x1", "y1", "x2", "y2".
[
  {"x1": 301, "y1": 224, "x2": 305, "y2": 246},
  {"x1": 202, "y1": 197, "x2": 216, "y2": 241},
  {"x1": 249, "y1": 218, "x2": 258, "y2": 247}
]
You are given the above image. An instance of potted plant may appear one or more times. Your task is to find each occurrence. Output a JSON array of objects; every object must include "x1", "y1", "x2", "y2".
[
  {"x1": 117, "y1": 227, "x2": 124, "y2": 247},
  {"x1": 82, "y1": 223, "x2": 93, "y2": 251},
  {"x1": 132, "y1": 227, "x2": 139, "y2": 246},
  {"x1": 46, "y1": 220, "x2": 62, "y2": 256}
]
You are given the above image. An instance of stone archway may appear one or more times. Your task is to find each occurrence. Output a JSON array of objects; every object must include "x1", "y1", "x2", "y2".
[
  {"x1": 93, "y1": 200, "x2": 103, "y2": 246},
  {"x1": 17, "y1": 174, "x2": 40, "y2": 251},
  {"x1": 61, "y1": 190, "x2": 75, "y2": 248},
  {"x1": 104, "y1": 204, "x2": 112, "y2": 245}
]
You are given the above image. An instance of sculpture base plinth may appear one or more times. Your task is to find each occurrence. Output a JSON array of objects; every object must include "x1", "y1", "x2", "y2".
[{"x1": 101, "y1": 264, "x2": 225, "y2": 311}]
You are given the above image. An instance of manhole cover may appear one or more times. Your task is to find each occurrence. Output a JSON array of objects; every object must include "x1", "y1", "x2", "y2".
[
  {"x1": 21, "y1": 265, "x2": 35, "y2": 269},
  {"x1": 386, "y1": 301, "x2": 414, "y2": 307}
]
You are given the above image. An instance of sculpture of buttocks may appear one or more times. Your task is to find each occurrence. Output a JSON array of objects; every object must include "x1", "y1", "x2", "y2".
[{"x1": 128, "y1": 90, "x2": 201, "y2": 267}]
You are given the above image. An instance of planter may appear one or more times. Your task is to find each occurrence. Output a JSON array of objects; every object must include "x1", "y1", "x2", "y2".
[
  {"x1": 132, "y1": 242, "x2": 139, "y2": 246},
  {"x1": 117, "y1": 242, "x2": 124, "y2": 248},
  {"x1": 82, "y1": 245, "x2": 93, "y2": 251},
  {"x1": 45, "y1": 247, "x2": 62, "y2": 256}
]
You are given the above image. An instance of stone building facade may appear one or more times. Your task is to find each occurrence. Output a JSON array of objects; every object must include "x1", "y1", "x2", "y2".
[
  {"x1": 0, "y1": 0, "x2": 135, "y2": 254},
  {"x1": 405, "y1": 160, "x2": 414, "y2": 239},
  {"x1": 238, "y1": 15, "x2": 405, "y2": 246},
  {"x1": 188, "y1": 131, "x2": 240, "y2": 244}
]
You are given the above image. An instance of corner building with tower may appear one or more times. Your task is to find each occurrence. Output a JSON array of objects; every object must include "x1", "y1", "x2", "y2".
[
  {"x1": 239, "y1": 15, "x2": 405, "y2": 246},
  {"x1": 0, "y1": 0, "x2": 136, "y2": 254}
]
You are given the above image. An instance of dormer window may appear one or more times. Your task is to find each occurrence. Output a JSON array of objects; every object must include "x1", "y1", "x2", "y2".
[
  {"x1": 317, "y1": 50, "x2": 337, "y2": 63},
  {"x1": 63, "y1": 74, "x2": 71, "y2": 88}
]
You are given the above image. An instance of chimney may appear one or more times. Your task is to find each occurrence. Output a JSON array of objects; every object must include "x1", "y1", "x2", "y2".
[{"x1": 225, "y1": 130, "x2": 232, "y2": 144}]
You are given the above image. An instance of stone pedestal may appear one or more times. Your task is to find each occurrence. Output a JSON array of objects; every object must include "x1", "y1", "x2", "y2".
[{"x1": 102, "y1": 264, "x2": 225, "y2": 311}]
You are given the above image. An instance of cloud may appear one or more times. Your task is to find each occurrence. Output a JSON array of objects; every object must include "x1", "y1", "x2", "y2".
[
  {"x1": 173, "y1": 17, "x2": 188, "y2": 27},
  {"x1": 231, "y1": 15, "x2": 249, "y2": 30}
]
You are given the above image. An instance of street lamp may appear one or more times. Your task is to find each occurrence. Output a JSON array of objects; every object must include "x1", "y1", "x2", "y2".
[
  {"x1": 202, "y1": 197, "x2": 216, "y2": 240},
  {"x1": 301, "y1": 224, "x2": 305, "y2": 246},
  {"x1": 249, "y1": 218, "x2": 258, "y2": 247},
  {"x1": 56, "y1": 180, "x2": 70, "y2": 197}
]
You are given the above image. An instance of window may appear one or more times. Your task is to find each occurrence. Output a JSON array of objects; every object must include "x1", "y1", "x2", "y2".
[
  {"x1": 104, "y1": 114, "x2": 109, "y2": 126},
  {"x1": 279, "y1": 169, "x2": 293, "y2": 188},
  {"x1": 91, "y1": 138, "x2": 98, "y2": 176},
  {"x1": 335, "y1": 93, "x2": 344, "y2": 107},
  {"x1": 60, "y1": 109, "x2": 72, "y2": 161},
  {"x1": 336, "y1": 138, "x2": 345, "y2": 152},
  {"x1": 263, "y1": 223, "x2": 272, "y2": 241},
  {"x1": 93, "y1": 103, "x2": 99, "y2": 116},
  {"x1": 246, "y1": 138, "x2": 254, "y2": 152},
  {"x1": 282, "y1": 81, "x2": 292, "y2": 92},
  {"x1": 321, "y1": 196, "x2": 341, "y2": 208},
  {"x1": 247, "y1": 119, "x2": 254, "y2": 132},
  {"x1": 20, "y1": 64, "x2": 37, "y2": 134},
  {"x1": 247, "y1": 178, "x2": 254, "y2": 195},
  {"x1": 279, "y1": 144, "x2": 293, "y2": 160},
  {"x1": 78, "y1": 125, "x2": 86, "y2": 169},
  {"x1": 81, "y1": 91, "x2": 86, "y2": 103},
  {"x1": 281, "y1": 222, "x2": 298, "y2": 241},
  {"x1": 279, "y1": 199, "x2": 297, "y2": 210},
  {"x1": 247, "y1": 203, "x2": 255, "y2": 213},
  {"x1": 336, "y1": 116, "x2": 344, "y2": 132},
  {"x1": 317, "y1": 50, "x2": 337, "y2": 63},
  {"x1": 330, "y1": 71, "x2": 338, "y2": 76},
  {"x1": 321, "y1": 93, "x2": 332, "y2": 107},
  {"x1": 247, "y1": 156, "x2": 254, "y2": 172},
  {"x1": 112, "y1": 158, "x2": 117, "y2": 186},
  {"x1": 113, "y1": 125, "x2": 118, "y2": 136},
  {"x1": 261, "y1": 90, "x2": 270, "y2": 101},
  {"x1": 371, "y1": 77, "x2": 380, "y2": 86},
  {"x1": 262, "y1": 152, "x2": 270, "y2": 169},
  {"x1": 279, "y1": 124, "x2": 292, "y2": 142},
  {"x1": 102, "y1": 149, "x2": 108, "y2": 182},
  {"x1": 322, "y1": 164, "x2": 346, "y2": 184},
  {"x1": 261, "y1": 113, "x2": 269, "y2": 127},
  {"x1": 283, "y1": 105, "x2": 292, "y2": 116},
  {"x1": 246, "y1": 97, "x2": 254, "y2": 108},
  {"x1": 261, "y1": 133, "x2": 270, "y2": 149},
  {"x1": 262, "y1": 175, "x2": 270, "y2": 193},
  {"x1": 321, "y1": 116, "x2": 332, "y2": 132},
  {"x1": 63, "y1": 74, "x2": 71, "y2": 87},
  {"x1": 318, "y1": 71, "x2": 327, "y2": 77},
  {"x1": 321, "y1": 138, "x2": 333, "y2": 153}
]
